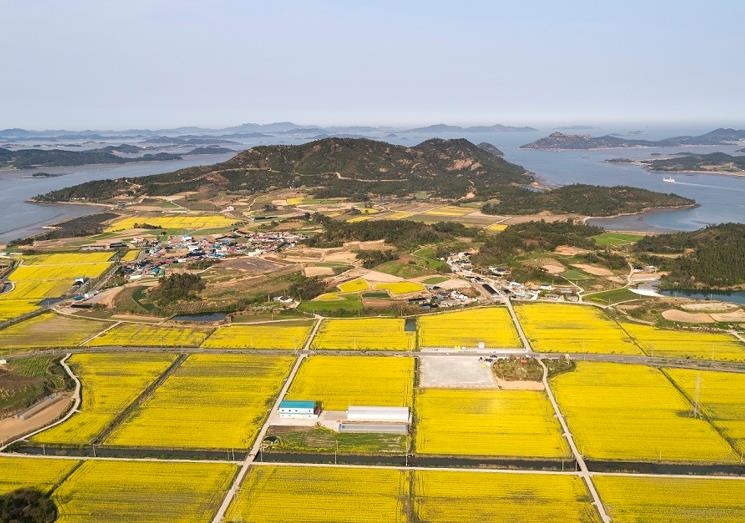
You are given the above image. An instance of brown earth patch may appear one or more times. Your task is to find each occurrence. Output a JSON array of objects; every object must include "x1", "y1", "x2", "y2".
[
  {"x1": 662, "y1": 309, "x2": 715, "y2": 323},
  {"x1": 572, "y1": 263, "x2": 614, "y2": 277},
  {"x1": 711, "y1": 310, "x2": 745, "y2": 322}
]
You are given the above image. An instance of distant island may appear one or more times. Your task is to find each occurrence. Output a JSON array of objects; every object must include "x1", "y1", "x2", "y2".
[
  {"x1": 645, "y1": 152, "x2": 745, "y2": 175},
  {"x1": 404, "y1": 123, "x2": 537, "y2": 133},
  {"x1": 35, "y1": 137, "x2": 694, "y2": 218},
  {"x1": 521, "y1": 128, "x2": 745, "y2": 150},
  {"x1": 0, "y1": 144, "x2": 233, "y2": 169}
]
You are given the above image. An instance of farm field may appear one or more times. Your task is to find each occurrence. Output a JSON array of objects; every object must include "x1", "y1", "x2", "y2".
[
  {"x1": 418, "y1": 307, "x2": 521, "y2": 348},
  {"x1": 311, "y1": 318, "x2": 415, "y2": 351},
  {"x1": 594, "y1": 475, "x2": 745, "y2": 522},
  {"x1": 105, "y1": 214, "x2": 238, "y2": 232},
  {"x1": 374, "y1": 281, "x2": 425, "y2": 296},
  {"x1": 0, "y1": 456, "x2": 80, "y2": 495},
  {"x1": 0, "y1": 299, "x2": 42, "y2": 321},
  {"x1": 33, "y1": 353, "x2": 176, "y2": 445},
  {"x1": 266, "y1": 426, "x2": 407, "y2": 455},
  {"x1": 53, "y1": 459, "x2": 237, "y2": 522},
  {"x1": 104, "y1": 354, "x2": 293, "y2": 448},
  {"x1": 0, "y1": 252, "x2": 113, "y2": 304},
  {"x1": 415, "y1": 388, "x2": 569, "y2": 458},
  {"x1": 0, "y1": 312, "x2": 109, "y2": 352},
  {"x1": 592, "y1": 232, "x2": 644, "y2": 247},
  {"x1": 413, "y1": 470, "x2": 599, "y2": 522},
  {"x1": 337, "y1": 277, "x2": 369, "y2": 293},
  {"x1": 421, "y1": 205, "x2": 473, "y2": 217},
  {"x1": 622, "y1": 322, "x2": 745, "y2": 361},
  {"x1": 516, "y1": 303, "x2": 642, "y2": 354},
  {"x1": 286, "y1": 355, "x2": 415, "y2": 410},
  {"x1": 666, "y1": 368, "x2": 745, "y2": 454},
  {"x1": 225, "y1": 465, "x2": 408, "y2": 523},
  {"x1": 86, "y1": 322, "x2": 210, "y2": 347},
  {"x1": 120, "y1": 250, "x2": 141, "y2": 262},
  {"x1": 550, "y1": 362, "x2": 738, "y2": 462},
  {"x1": 202, "y1": 321, "x2": 314, "y2": 350}
]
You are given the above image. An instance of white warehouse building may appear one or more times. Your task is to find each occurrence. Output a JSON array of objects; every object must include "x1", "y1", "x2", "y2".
[
  {"x1": 278, "y1": 400, "x2": 319, "y2": 419},
  {"x1": 346, "y1": 406, "x2": 411, "y2": 424}
]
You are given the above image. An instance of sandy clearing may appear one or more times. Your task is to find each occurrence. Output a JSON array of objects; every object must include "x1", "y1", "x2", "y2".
[
  {"x1": 303, "y1": 266, "x2": 335, "y2": 277},
  {"x1": 0, "y1": 393, "x2": 73, "y2": 443},
  {"x1": 682, "y1": 302, "x2": 740, "y2": 313},
  {"x1": 503, "y1": 213, "x2": 581, "y2": 225},
  {"x1": 711, "y1": 310, "x2": 745, "y2": 322},
  {"x1": 662, "y1": 309, "x2": 715, "y2": 323},
  {"x1": 554, "y1": 245, "x2": 591, "y2": 256},
  {"x1": 431, "y1": 278, "x2": 471, "y2": 290},
  {"x1": 572, "y1": 263, "x2": 614, "y2": 277},
  {"x1": 358, "y1": 269, "x2": 403, "y2": 283},
  {"x1": 495, "y1": 377, "x2": 545, "y2": 391},
  {"x1": 542, "y1": 264, "x2": 565, "y2": 275}
]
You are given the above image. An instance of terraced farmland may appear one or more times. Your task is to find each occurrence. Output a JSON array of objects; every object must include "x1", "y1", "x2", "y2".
[
  {"x1": 104, "y1": 354, "x2": 293, "y2": 448},
  {"x1": 311, "y1": 318, "x2": 415, "y2": 351},
  {"x1": 33, "y1": 353, "x2": 176, "y2": 445},
  {"x1": 414, "y1": 470, "x2": 599, "y2": 522},
  {"x1": 516, "y1": 303, "x2": 642, "y2": 354},
  {"x1": 666, "y1": 368, "x2": 745, "y2": 454},
  {"x1": 622, "y1": 322, "x2": 745, "y2": 361},
  {"x1": 415, "y1": 388, "x2": 569, "y2": 458},
  {"x1": 595, "y1": 475, "x2": 745, "y2": 522},
  {"x1": 53, "y1": 460, "x2": 236, "y2": 522},
  {"x1": 0, "y1": 313, "x2": 109, "y2": 352},
  {"x1": 337, "y1": 277, "x2": 369, "y2": 293},
  {"x1": 0, "y1": 456, "x2": 80, "y2": 494},
  {"x1": 225, "y1": 465, "x2": 408, "y2": 523},
  {"x1": 202, "y1": 321, "x2": 314, "y2": 350},
  {"x1": 418, "y1": 307, "x2": 521, "y2": 348},
  {"x1": 551, "y1": 362, "x2": 738, "y2": 462},
  {"x1": 0, "y1": 299, "x2": 42, "y2": 321},
  {"x1": 286, "y1": 355, "x2": 415, "y2": 410},
  {"x1": 86, "y1": 323, "x2": 210, "y2": 347},
  {"x1": 106, "y1": 214, "x2": 238, "y2": 232}
]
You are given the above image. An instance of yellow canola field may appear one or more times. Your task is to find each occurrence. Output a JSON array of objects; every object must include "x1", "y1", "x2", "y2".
[
  {"x1": 0, "y1": 299, "x2": 41, "y2": 321},
  {"x1": 311, "y1": 318, "x2": 415, "y2": 351},
  {"x1": 666, "y1": 368, "x2": 745, "y2": 454},
  {"x1": 595, "y1": 475, "x2": 745, "y2": 523},
  {"x1": 106, "y1": 214, "x2": 237, "y2": 232},
  {"x1": 203, "y1": 322, "x2": 314, "y2": 350},
  {"x1": 374, "y1": 281, "x2": 425, "y2": 296},
  {"x1": 225, "y1": 465, "x2": 408, "y2": 523},
  {"x1": 337, "y1": 278, "x2": 369, "y2": 293},
  {"x1": 0, "y1": 456, "x2": 80, "y2": 495},
  {"x1": 0, "y1": 313, "x2": 109, "y2": 352},
  {"x1": 0, "y1": 252, "x2": 113, "y2": 305},
  {"x1": 415, "y1": 388, "x2": 569, "y2": 458},
  {"x1": 418, "y1": 307, "x2": 521, "y2": 348},
  {"x1": 53, "y1": 460, "x2": 236, "y2": 523},
  {"x1": 120, "y1": 250, "x2": 140, "y2": 262},
  {"x1": 286, "y1": 355, "x2": 415, "y2": 410},
  {"x1": 551, "y1": 362, "x2": 738, "y2": 462},
  {"x1": 622, "y1": 322, "x2": 745, "y2": 361},
  {"x1": 414, "y1": 470, "x2": 599, "y2": 522},
  {"x1": 33, "y1": 353, "x2": 176, "y2": 445},
  {"x1": 86, "y1": 323, "x2": 210, "y2": 347},
  {"x1": 104, "y1": 354, "x2": 293, "y2": 449},
  {"x1": 516, "y1": 303, "x2": 642, "y2": 354},
  {"x1": 485, "y1": 223, "x2": 509, "y2": 232},
  {"x1": 422, "y1": 206, "x2": 473, "y2": 217}
]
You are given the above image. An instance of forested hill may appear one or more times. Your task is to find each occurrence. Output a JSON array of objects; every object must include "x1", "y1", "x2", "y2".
[
  {"x1": 0, "y1": 145, "x2": 181, "y2": 168},
  {"x1": 646, "y1": 152, "x2": 745, "y2": 173},
  {"x1": 634, "y1": 223, "x2": 745, "y2": 288},
  {"x1": 35, "y1": 137, "x2": 531, "y2": 202},
  {"x1": 522, "y1": 128, "x2": 745, "y2": 150}
]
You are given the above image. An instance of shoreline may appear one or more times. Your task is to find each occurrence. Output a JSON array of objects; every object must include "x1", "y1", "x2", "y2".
[{"x1": 582, "y1": 202, "x2": 699, "y2": 231}]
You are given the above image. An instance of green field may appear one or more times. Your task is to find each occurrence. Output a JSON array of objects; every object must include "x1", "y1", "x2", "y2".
[{"x1": 592, "y1": 232, "x2": 645, "y2": 247}]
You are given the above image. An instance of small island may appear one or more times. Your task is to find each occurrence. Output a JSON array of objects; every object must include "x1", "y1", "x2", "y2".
[{"x1": 522, "y1": 128, "x2": 745, "y2": 150}]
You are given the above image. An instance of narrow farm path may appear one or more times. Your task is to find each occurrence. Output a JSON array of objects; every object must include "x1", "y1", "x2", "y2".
[
  {"x1": 537, "y1": 358, "x2": 611, "y2": 523},
  {"x1": 505, "y1": 297, "x2": 532, "y2": 352}
]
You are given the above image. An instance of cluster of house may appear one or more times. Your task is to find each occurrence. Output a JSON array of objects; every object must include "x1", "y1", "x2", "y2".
[{"x1": 408, "y1": 288, "x2": 477, "y2": 310}]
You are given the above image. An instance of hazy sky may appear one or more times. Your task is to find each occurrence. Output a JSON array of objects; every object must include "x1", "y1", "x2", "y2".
[{"x1": 2, "y1": 0, "x2": 744, "y2": 129}]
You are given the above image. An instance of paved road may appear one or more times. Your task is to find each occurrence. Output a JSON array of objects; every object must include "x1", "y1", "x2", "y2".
[
  {"x1": 538, "y1": 358, "x2": 610, "y2": 522},
  {"x1": 211, "y1": 317, "x2": 323, "y2": 522}
]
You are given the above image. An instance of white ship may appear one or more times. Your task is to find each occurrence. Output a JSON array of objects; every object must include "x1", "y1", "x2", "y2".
[{"x1": 662, "y1": 176, "x2": 676, "y2": 183}]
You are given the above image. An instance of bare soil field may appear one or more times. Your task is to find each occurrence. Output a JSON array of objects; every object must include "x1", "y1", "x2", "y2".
[
  {"x1": 554, "y1": 245, "x2": 591, "y2": 256},
  {"x1": 495, "y1": 377, "x2": 545, "y2": 391},
  {"x1": 711, "y1": 310, "x2": 745, "y2": 322},
  {"x1": 303, "y1": 266, "x2": 335, "y2": 277},
  {"x1": 0, "y1": 392, "x2": 73, "y2": 443},
  {"x1": 662, "y1": 309, "x2": 716, "y2": 323},
  {"x1": 572, "y1": 263, "x2": 614, "y2": 277},
  {"x1": 681, "y1": 302, "x2": 740, "y2": 313}
]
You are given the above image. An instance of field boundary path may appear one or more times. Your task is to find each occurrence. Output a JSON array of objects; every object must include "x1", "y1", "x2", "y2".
[
  {"x1": 92, "y1": 353, "x2": 188, "y2": 445},
  {"x1": 537, "y1": 358, "x2": 611, "y2": 523},
  {"x1": 0, "y1": 353, "x2": 81, "y2": 452},
  {"x1": 212, "y1": 353, "x2": 308, "y2": 522},
  {"x1": 505, "y1": 298, "x2": 532, "y2": 352}
]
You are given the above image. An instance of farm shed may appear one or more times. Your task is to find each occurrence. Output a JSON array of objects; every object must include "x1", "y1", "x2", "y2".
[
  {"x1": 347, "y1": 406, "x2": 411, "y2": 423},
  {"x1": 279, "y1": 400, "x2": 319, "y2": 419}
]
